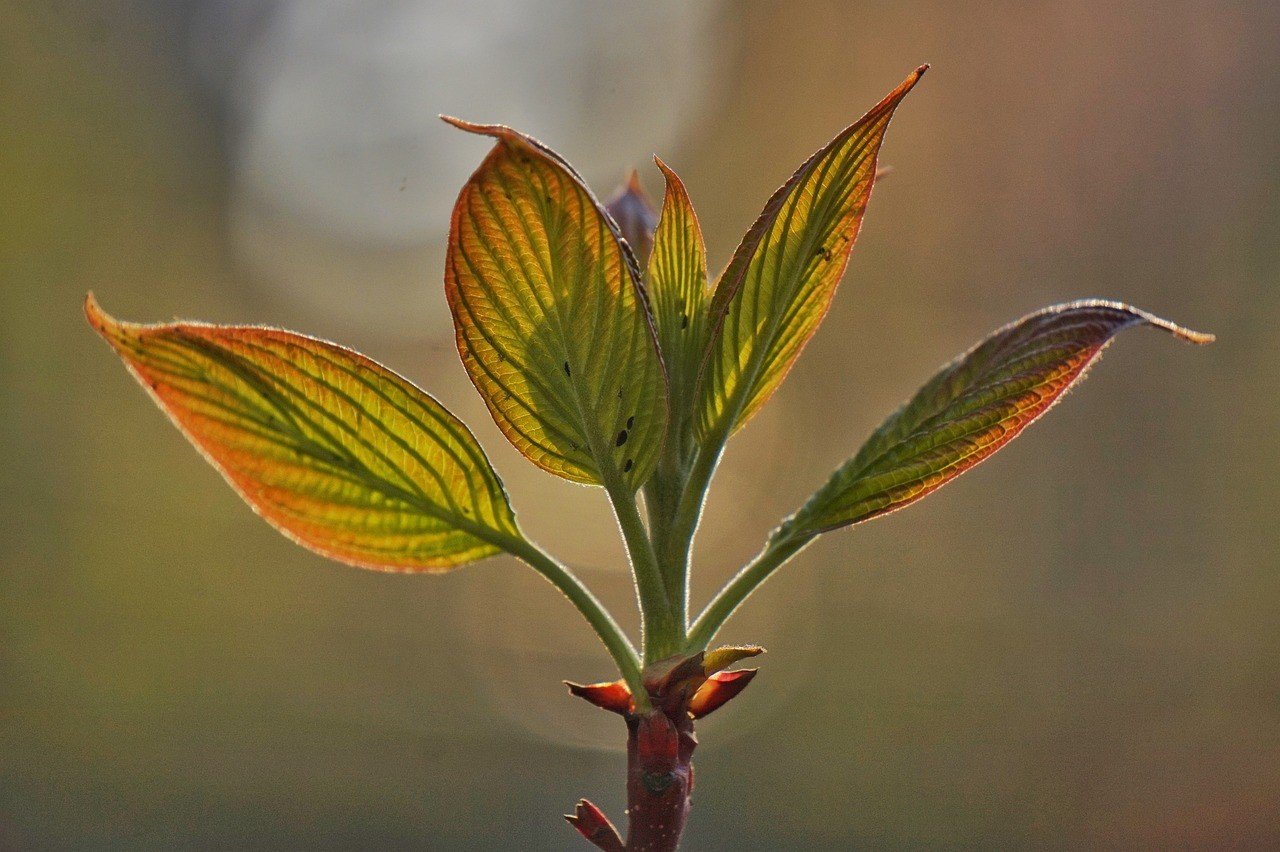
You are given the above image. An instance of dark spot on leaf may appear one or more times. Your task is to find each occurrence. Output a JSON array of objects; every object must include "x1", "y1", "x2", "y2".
[
  {"x1": 623, "y1": 458, "x2": 633, "y2": 473},
  {"x1": 626, "y1": 415, "x2": 635, "y2": 429},
  {"x1": 680, "y1": 312, "x2": 688, "y2": 329},
  {"x1": 563, "y1": 361, "x2": 571, "y2": 377},
  {"x1": 815, "y1": 245, "x2": 833, "y2": 262},
  {"x1": 616, "y1": 429, "x2": 628, "y2": 446}
]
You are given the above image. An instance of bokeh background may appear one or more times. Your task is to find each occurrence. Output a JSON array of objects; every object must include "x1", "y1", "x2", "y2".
[{"x1": 4, "y1": 1, "x2": 1277, "y2": 847}]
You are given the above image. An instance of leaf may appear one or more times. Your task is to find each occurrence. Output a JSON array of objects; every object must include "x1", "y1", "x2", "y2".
[
  {"x1": 779, "y1": 301, "x2": 1214, "y2": 541},
  {"x1": 646, "y1": 157, "x2": 710, "y2": 450},
  {"x1": 698, "y1": 66, "x2": 927, "y2": 441},
  {"x1": 443, "y1": 117, "x2": 667, "y2": 490},
  {"x1": 85, "y1": 294, "x2": 521, "y2": 572}
]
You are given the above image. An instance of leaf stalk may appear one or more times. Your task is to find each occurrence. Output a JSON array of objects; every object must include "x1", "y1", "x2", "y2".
[{"x1": 500, "y1": 533, "x2": 650, "y2": 709}]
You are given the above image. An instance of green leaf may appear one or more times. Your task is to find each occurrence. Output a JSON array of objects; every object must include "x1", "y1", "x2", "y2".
[
  {"x1": 778, "y1": 301, "x2": 1214, "y2": 542},
  {"x1": 646, "y1": 157, "x2": 710, "y2": 456},
  {"x1": 443, "y1": 117, "x2": 668, "y2": 490},
  {"x1": 86, "y1": 294, "x2": 521, "y2": 572},
  {"x1": 698, "y1": 66, "x2": 926, "y2": 442}
]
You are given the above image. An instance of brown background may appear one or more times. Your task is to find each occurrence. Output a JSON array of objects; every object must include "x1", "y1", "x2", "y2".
[{"x1": 3, "y1": 1, "x2": 1277, "y2": 847}]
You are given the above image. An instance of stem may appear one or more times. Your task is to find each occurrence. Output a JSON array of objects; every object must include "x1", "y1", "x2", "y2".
[
  {"x1": 686, "y1": 532, "x2": 812, "y2": 650},
  {"x1": 502, "y1": 534, "x2": 649, "y2": 707},
  {"x1": 606, "y1": 479, "x2": 682, "y2": 663},
  {"x1": 643, "y1": 454, "x2": 692, "y2": 629},
  {"x1": 624, "y1": 711, "x2": 695, "y2": 851},
  {"x1": 665, "y1": 434, "x2": 727, "y2": 591},
  {"x1": 567, "y1": 710, "x2": 695, "y2": 852}
]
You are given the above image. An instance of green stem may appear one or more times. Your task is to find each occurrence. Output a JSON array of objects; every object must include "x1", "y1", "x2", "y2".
[
  {"x1": 686, "y1": 532, "x2": 811, "y2": 651},
  {"x1": 606, "y1": 480, "x2": 682, "y2": 663},
  {"x1": 643, "y1": 456, "x2": 692, "y2": 629},
  {"x1": 502, "y1": 534, "x2": 649, "y2": 709},
  {"x1": 665, "y1": 438, "x2": 725, "y2": 584}
]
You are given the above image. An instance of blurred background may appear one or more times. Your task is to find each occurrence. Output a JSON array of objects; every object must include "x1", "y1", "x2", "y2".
[{"x1": 3, "y1": 1, "x2": 1277, "y2": 847}]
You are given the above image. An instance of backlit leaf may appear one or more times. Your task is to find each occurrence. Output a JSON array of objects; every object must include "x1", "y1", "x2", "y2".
[
  {"x1": 86, "y1": 294, "x2": 521, "y2": 572},
  {"x1": 698, "y1": 66, "x2": 926, "y2": 441},
  {"x1": 647, "y1": 157, "x2": 710, "y2": 453},
  {"x1": 778, "y1": 301, "x2": 1214, "y2": 542},
  {"x1": 443, "y1": 117, "x2": 667, "y2": 490}
]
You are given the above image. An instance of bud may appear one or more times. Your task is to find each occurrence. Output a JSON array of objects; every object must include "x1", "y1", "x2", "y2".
[{"x1": 605, "y1": 169, "x2": 659, "y2": 267}]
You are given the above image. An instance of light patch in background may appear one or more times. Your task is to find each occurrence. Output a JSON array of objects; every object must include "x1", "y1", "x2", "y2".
[{"x1": 189, "y1": 0, "x2": 728, "y2": 337}]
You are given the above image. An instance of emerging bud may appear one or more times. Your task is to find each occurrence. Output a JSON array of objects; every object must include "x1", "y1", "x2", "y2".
[
  {"x1": 565, "y1": 678, "x2": 633, "y2": 716},
  {"x1": 689, "y1": 668, "x2": 759, "y2": 719},
  {"x1": 565, "y1": 799, "x2": 624, "y2": 852},
  {"x1": 605, "y1": 169, "x2": 659, "y2": 267}
]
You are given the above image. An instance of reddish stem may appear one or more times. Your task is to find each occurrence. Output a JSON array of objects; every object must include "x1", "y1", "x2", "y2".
[
  {"x1": 624, "y1": 710, "x2": 695, "y2": 851},
  {"x1": 567, "y1": 651, "x2": 756, "y2": 850},
  {"x1": 567, "y1": 709, "x2": 695, "y2": 852}
]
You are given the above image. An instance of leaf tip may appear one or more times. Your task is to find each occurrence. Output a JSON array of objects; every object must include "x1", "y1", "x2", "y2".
[
  {"x1": 896, "y1": 63, "x2": 929, "y2": 98},
  {"x1": 439, "y1": 115, "x2": 509, "y2": 140},
  {"x1": 438, "y1": 114, "x2": 473, "y2": 131},
  {"x1": 1120, "y1": 301, "x2": 1216, "y2": 345},
  {"x1": 83, "y1": 290, "x2": 102, "y2": 323},
  {"x1": 1178, "y1": 327, "x2": 1216, "y2": 345},
  {"x1": 651, "y1": 154, "x2": 681, "y2": 186},
  {"x1": 84, "y1": 291, "x2": 119, "y2": 341}
]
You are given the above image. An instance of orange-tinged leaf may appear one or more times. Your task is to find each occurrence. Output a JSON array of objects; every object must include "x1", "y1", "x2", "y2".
[
  {"x1": 779, "y1": 301, "x2": 1214, "y2": 542},
  {"x1": 86, "y1": 294, "x2": 521, "y2": 572},
  {"x1": 443, "y1": 117, "x2": 667, "y2": 490},
  {"x1": 698, "y1": 66, "x2": 926, "y2": 441},
  {"x1": 647, "y1": 157, "x2": 710, "y2": 456}
]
